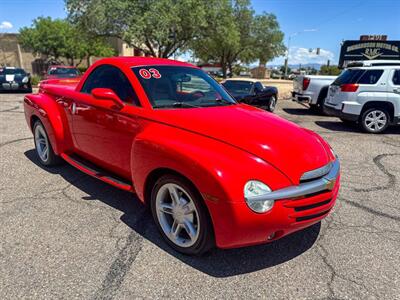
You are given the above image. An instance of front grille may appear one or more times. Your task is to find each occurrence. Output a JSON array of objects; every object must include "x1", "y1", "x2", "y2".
[
  {"x1": 296, "y1": 209, "x2": 331, "y2": 222},
  {"x1": 294, "y1": 199, "x2": 331, "y2": 212}
]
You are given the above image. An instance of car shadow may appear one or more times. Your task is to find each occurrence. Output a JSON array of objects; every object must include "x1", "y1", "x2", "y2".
[
  {"x1": 24, "y1": 149, "x2": 321, "y2": 277},
  {"x1": 282, "y1": 107, "x2": 322, "y2": 116},
  {"x1": 315, "y1": 120, "x2": 400, "y2": 134}
]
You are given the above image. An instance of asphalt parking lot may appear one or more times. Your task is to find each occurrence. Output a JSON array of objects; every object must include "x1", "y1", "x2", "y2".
[{"x1": 1, "y1": 92, "x2": 399, "y2": 299}]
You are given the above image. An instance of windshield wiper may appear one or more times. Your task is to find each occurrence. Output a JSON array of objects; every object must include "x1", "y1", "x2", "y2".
[
  {"x1": 214, "y1": 99, "x2": 236, "y2": 105},
  {"x1": 153, "y1": 102, "x2": 200, "y2": 109}
]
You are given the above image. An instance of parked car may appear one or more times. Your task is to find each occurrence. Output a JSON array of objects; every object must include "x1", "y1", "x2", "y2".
[
  {"x1": 44, "y1": 65, "x2": 81, "y2": 80},
  {"x1": 324, "y1": 60, "x2": 400, "y2": 133},
  {"x1": 292, "y1": 75, "x2": 337, "y2": 113},
  {"x1": 0, "y1": 67, "x2": 32, "y2": 93},
  {"x1": 222, "y1": 78, "x2": 278, "y2": 112},
  {"x1": 24, "y1": 57, "x2": 340, "y2": 255}
]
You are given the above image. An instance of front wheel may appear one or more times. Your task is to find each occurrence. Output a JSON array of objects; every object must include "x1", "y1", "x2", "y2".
[
  {"x1": 33, "y1": 121, "x2": 62, "y2": 166},
  {"x1": 267, "y1": 95, "x2": 277, "y2": 112},
  {"x1": 150, "y1": 175, "x2": 214, "y2": 255},
  {"x1": 360, "y1": 108, "x2": 390, "y2": 133}
]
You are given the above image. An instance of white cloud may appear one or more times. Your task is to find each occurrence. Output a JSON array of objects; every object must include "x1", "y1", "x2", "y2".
[
  {"x1": 0, "y1": 21, "x2": 13, "y2": 30},
  {"x1": 288, "y1": 47, "x2": 335, "y2": 64}
]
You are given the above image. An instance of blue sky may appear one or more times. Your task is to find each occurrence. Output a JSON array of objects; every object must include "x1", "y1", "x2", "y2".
[{"x1": 1, "y1": 0, "x2": 399, "y2": 66}]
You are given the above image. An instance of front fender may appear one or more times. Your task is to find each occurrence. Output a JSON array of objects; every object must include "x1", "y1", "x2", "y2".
[
  {"x1": 24, "y1": 93, "x2": 72, "y2": 155},
  {"x1": 130, "y1": 122, "x2": 292, "y2": 247}
]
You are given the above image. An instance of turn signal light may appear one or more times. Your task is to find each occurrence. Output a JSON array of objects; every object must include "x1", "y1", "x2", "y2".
[
  {"x1": 340, "y1": 83, "x2": 359, "y2": 92},
  {"x1": 302, "y1": 77, "x2": 310, "y2": 90}
]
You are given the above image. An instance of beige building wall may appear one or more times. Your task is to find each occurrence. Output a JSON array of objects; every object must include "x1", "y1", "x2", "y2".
[{"x1": 0, "y1": 33, "x2": 37, "y2": 73}]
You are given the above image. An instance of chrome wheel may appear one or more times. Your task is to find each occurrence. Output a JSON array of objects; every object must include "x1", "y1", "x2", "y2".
[
  {"x1": 34, "y1": 124, "x2": 49, "y2": 162},
  {"x1": 155, "y1": 183, "x2": 200, "y2": 248},
  {"x1": 268, "y1": 96, "x2": 276, "y2": 112},
  {"x1": 364, "y1": 110, "x2": 387, "y2": 132}
]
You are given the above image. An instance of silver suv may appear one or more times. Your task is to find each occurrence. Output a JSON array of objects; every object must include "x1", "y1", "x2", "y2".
[{"x1": 324, "y1": 60, "x2": 400, "y2": 133}]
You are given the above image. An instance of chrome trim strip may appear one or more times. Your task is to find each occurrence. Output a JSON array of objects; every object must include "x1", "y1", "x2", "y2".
[
  {"x1": 246, "y1": 159, "x2": 340, "y2": 202},
  {"x1": 300, "y1": 162, "x2": 332, "y2": 181}
]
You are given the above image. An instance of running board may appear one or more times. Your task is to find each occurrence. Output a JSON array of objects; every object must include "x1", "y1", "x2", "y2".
[{"x1": 61, "y1": 153, "x2": 134, "y2": 192}]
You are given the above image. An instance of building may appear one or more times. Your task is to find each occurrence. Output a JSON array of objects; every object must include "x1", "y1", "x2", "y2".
[{"x1": 0, "y1": 33, "x2": 37, "y2": 73}]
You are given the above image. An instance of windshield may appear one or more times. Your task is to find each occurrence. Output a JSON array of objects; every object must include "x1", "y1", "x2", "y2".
[
  {"x1": 132, "y1": 66, "x2": 236, "y2": 109},
  {"x1": 48, "y1": 67, "x2": 80, "y2": 77},
  {"x1": 0, "y1": 68, "x2": 26, "y2": 76},
  {"x1": 222, "y1": 80, "x2": 253, "y2": 95}
]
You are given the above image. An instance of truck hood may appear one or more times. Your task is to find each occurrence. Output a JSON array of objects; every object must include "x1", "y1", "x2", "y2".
[{"x1": 154, "y1": 104, "x2": 330, "y2": 183}]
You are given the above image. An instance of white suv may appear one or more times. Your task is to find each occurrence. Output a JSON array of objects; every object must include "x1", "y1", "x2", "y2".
[{"x1": 324, "y1": 60, "x2": 400, "y2": 133}]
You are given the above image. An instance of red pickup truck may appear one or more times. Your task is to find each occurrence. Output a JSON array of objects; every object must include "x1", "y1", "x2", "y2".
[{"x1": 24, "y1": 57, "x2": 340, "y2": 255}]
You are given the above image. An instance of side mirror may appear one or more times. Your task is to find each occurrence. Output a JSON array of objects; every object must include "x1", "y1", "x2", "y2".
[{"x1": 91, "y1": 88, "x2": 125, "y2": 108}]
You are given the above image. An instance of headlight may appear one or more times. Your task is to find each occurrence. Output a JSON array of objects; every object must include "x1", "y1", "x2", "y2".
[
  {"x1": 22, "y1": 76, "x2": 29, "y2": 83},
  {"x1": 244, "y1": 180, "x2": 274, "y2": 213}
]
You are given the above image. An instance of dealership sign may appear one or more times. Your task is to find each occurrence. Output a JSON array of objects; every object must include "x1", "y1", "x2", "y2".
[{"x1": 339, "y1": 40, "x2": 400, "y2": 67}]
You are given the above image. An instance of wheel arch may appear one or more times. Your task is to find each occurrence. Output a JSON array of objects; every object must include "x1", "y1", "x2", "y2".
[
  {"x1": 24, "y1": 93, "x2": 73, "y2": 155},
  {"x1": 317, "y1": 85, "x2": 329, "y2": 105},
  {"x1": 143, "y1": 166, "x2": 216, "y2": 244},
  {"x1": 143, "y1": 167, "x2": 195, "y2": 206},
  {"x1": 360, "y1": 101, "x2": 395, "y2": 122}
]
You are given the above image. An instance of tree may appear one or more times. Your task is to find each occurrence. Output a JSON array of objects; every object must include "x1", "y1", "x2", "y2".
[
  {"x1": 19, "y1": 17, "x2": 114, "y2": 66},
  {"x1": 280, "y1": 65, "x2": 290, "y2": 74},
  {"x1": 251, "y1": 13, "x2": 285, "y2": 65},
  {"x1": 190, "y1": 0, "x2": 242, "y2": 77},
  {"x1": 191, "y1": 0, "x2": 285, "y2": 77},
  {"x1": 66, "y1": 0, "x2": 212, "y2": 58},
  {"x1": 19, "y1": 17, "x2": 70, "y2": 61},
  {"x1": 320, "y1": 65, "x2": 341, "y2": 75}
]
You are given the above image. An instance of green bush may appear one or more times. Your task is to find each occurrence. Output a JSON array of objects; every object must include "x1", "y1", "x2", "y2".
[
  {"x1": 31, "y1": 75, "x2": 42, "y2": 86},
  {"x1": 77, "y1": 67, "x2": 87, "y2": 74}
]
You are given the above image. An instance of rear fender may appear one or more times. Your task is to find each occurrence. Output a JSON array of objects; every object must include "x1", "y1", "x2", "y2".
[{"x1": 24, "y1": 93, "x2": 72, "y2": 155}]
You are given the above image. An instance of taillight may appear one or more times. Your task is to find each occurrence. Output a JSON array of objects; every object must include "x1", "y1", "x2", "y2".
[
  {"x1": 302, "y1": 77, "x2": 310, "y2": 90},
  {"x1": 340, "y1": 83, "x2": 359, "y2": 92}
]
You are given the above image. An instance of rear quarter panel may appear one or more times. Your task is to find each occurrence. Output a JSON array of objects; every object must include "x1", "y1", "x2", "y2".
[{"x1": 24, "y1": 92, "x2": 73, "y2": 155}]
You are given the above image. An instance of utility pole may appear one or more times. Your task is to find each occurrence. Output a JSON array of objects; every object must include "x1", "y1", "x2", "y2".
[{"x1": 284, "y1": 36, "x2": 291, "y2": 78}]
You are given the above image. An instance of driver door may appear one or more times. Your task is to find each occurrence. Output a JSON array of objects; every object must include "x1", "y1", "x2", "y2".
[{"x1": 71, "y1": 65, "x2": 141, "y2": 178}]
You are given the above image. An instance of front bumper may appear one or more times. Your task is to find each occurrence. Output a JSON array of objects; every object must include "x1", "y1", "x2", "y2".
[
  {"x1": 208, "y1": 159, "x2": 341, "y2": 249},
  {"x1": 323, "y1": 103, "x2": 359, "y2": 121},
  {"x1": 0, "y1": 82, "x2": 32, "y2": 92}
]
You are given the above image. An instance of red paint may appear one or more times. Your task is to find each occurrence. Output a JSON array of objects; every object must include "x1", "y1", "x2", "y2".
[
  {"x1": 24, "y1": 57, "x2": 340, "y2": 249},
  {"x1": 340, "y1": 83, "x2": 359, "y2": 92}
]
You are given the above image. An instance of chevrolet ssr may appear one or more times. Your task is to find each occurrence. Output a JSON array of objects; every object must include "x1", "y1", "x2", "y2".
[{"x1": 24, "y1": 57, "x2": 340, "y2": 255}]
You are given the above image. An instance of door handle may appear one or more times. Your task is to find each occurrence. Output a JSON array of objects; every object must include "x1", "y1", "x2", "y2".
[
  {"x1": 394, "y1": 88, "x2": 400, "y2": 94},
  {"x1": 70, "y1": 102, "x2": 77, "y2": 114}
]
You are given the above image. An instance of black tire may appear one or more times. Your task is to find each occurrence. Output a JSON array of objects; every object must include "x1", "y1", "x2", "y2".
[
  {"x1": 33, "y1": 121, "x2": 62, "y2": 166},
  {"x1": 150, "y1": 174, "x2": 214, "y2": 255},
  {"x1": 312, "y1": 86, "x2": 329, "y2": 115},
  {"x1": 360, "y1": 108, "x2": 390, "y2": 134},
  {"x1": 267, "y1": 95, "x2": 277, "y2": 112},
  {"x1": 309, "y1": 104, "x2": 319, "y2": 113}
]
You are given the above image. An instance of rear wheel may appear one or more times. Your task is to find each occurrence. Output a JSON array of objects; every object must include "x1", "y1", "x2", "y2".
[
  {"x1": 33, "y1": 121, "x2": 62, "y2": 166},
  {"x1": 150, "y1": 174, "x2": 214, "y2": 255},
  {"x1": 360, "y1": 108, "x2": 390, "y2": 133}
]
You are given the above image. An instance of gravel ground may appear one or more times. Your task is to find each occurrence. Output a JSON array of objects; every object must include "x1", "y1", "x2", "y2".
[{"x1": 1, "y1": 92, "x2": 399, "y2": 299}]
